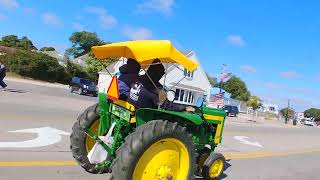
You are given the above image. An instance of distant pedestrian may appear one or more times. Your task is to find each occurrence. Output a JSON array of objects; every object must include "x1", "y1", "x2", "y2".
[{"x1": 0, "y1": 61, "x2": 7, "y2": 89}]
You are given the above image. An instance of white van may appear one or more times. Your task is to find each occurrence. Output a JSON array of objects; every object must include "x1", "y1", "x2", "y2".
[{"x1": 304, "y1": 118, "x2": 314, "y2": 126}]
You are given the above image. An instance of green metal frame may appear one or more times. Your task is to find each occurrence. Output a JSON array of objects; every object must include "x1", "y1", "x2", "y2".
[{"x1": 83, "y1": 92, "x2": 227, "y2": 170}]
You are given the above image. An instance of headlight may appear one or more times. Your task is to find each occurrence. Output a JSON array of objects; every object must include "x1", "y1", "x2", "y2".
[{"x1": 83, "y1": 85, "x2": 87, "y2": 88}]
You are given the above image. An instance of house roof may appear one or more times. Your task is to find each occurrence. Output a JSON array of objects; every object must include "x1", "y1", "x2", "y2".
[
  {"x1": 0, "y1": 46, "x2": 17, "y2": 54},
  {"x1": 40, "y1": 50, "x2": 64, "y2": 61},
  {"x1": 74, "y1": 53, "x2": 89, "y2": 61},
  {"x1": 170, "y1": 82, "x2": 206, "y2": 93},
  {"x1": 72, "y1": 53, "x2": 90, "y2": 66}
]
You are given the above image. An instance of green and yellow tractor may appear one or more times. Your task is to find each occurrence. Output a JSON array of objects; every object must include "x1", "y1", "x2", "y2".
[{"x1": 70, "y1": 40, "x2": 227, "y2": 180}]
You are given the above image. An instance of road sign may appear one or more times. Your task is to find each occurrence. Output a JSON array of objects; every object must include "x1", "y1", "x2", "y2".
[
  {"x1": 234, "y1": 136, "x2": 263, "y2": 148},
  {"x1": 0, "y1": 127, "x2": 70, "y2": 148}
]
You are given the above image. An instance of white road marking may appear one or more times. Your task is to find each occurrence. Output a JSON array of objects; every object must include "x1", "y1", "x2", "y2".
[
  {"x1": 0, "y1": 127, "x2": 70, "y2": 148},
  {"x1": 234, "y1": 136, "x2": 263, "y2": 148}
]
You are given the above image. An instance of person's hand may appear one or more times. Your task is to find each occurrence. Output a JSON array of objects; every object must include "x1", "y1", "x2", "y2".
[{"x1": 186, "y1": 106, "x2": 195, "y2": 112}]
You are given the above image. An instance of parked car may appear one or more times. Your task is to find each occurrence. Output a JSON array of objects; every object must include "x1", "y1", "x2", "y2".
[
  {"x1": 304, "y1": 118, "x2": 314, "y2": 126},
  {"x1": 69, "y1": 77, "x2": 97, "y2": 97},
  {"x1": 223, "y1": 105, "x2": 239, "y2": 117}
]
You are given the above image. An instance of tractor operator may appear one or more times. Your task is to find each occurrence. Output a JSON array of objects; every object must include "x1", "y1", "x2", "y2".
[
  {"x1": 118, "y1": 58, "x2": 141, "y2": 100},
  {"x1": 127, "y1": 60, "x2": 195, "y2": 112}
]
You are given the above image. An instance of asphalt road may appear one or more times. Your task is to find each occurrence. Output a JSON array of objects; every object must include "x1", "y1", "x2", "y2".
[{"x1": 1, "y1": 79, "x2": 320, "y2": 180}]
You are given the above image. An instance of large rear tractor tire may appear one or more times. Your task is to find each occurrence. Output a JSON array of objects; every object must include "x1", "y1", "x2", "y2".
[
  {"x1": 70, "y1": 103, "x2": 110, "y2": 174},
  {"x1": 111, "y1": 120, "x2": 196, "y2": 180}
]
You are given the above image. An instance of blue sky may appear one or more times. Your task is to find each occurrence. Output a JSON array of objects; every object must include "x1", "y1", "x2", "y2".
[{"x1": 1, "y1": 0, "x2": 320, "y2": 111}]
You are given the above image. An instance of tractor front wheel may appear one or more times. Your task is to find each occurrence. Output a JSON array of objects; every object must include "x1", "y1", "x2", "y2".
[
  {"x1": 70, "y1": 103, "x2": 110, "y2": 174},
  {"x1": 202, "y1": 153, "x2": 225, "y2": 180},
  {"x1": 111, "y1": 120, "x2": 196, "y2": 180}
]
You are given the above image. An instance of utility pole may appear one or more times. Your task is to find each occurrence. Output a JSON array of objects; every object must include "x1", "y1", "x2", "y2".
[{"x1": 285, "y1": 99, "x2": 290, "y2": 124}]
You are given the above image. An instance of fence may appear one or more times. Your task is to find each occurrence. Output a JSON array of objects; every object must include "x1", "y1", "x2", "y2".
[{"x1": 224, "y1": 97, "x2": 248, "y2": 113}]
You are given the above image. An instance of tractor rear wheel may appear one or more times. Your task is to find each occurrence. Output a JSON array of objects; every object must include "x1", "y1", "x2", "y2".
[
  {"x1": 70, "y1": 103, "x2": 110, "y2": 174},
  {"x1": 111, "y1": 120, "x2": 196, "y2": 180}
]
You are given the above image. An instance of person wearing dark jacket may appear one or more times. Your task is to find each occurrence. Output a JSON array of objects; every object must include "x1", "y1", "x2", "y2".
[
  {"x1": 128, "y1": 60, "x2": 195, "y2": 112},
  {"x1": 118, "y1": 58, "x2": 141, "y2": 100},
  {"x1": 0, "y1": 62, "x2": 7, "y2": 89}
]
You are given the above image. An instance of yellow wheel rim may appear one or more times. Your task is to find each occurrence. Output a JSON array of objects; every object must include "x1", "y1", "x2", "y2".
[
  {"x1": 85, "y1": 119, "x2": 100, "y2": 152},
  {"x1": 209, "y1": 159, "x2": 224, "y2": 178},
  {"x1": 133, "y1": 138, "x2": 190, "y2": 180}
]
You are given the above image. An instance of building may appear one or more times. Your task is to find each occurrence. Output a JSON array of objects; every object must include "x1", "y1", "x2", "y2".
[
  {"x1": 260, "y1": 101, "x2": 279, "y2": 114},
  {"x1": 98, "y1": 50, "x2": 212, "y2": 105},
  {"x1": 0, "y1": 46, "x2": 17, "y2": 55},
  {"x1": 73, "y1": 54, "x2": 90, "y2": 67},
  {"x1": 296, "y1": 112, "x2": 305, "y2": 120},
  {"x1": 39, "y1": 50, "x2": 67, "y2": 66},
  {"x1": 210, "y1": 87, "x2": 248, "y2": 112}
]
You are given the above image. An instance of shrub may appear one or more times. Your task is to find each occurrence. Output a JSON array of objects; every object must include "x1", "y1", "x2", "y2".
[{"x1": 0, "y1": 50, "x2": 70, "y2": 84}]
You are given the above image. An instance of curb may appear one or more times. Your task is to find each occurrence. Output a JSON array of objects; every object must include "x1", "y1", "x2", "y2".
[{"x1": 4, "y1": 77, "x2": 69, "y2": 89}]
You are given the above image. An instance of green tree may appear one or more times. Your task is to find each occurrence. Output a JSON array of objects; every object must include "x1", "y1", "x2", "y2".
[
  {"x1": 66, "y1": 31, "x2": 104, "y2": 58},
  {"x1": 246, "y1": 96, "x2": 262, "y2": 111},
  {"x1": 246, "y1": 95, "x2": 262, "y2": 120},
  {"x1": 222, "y1": 76, "x2": 251, "y2": 101},
  {"x1": 280, "y1": 107, "x2": 295, "y2": 119},
  {"x1": 0, "y1": 49, "x2": 69, "y2": 83},
  {"x1": 85, "y1": 52, "x2": 118, "y2": 80},
  {"x1": 40, "y1": 47, "x2": 56, "y2": 51},
  {"x1": 20, "y1": 36, "x2": 37, "y2": 50},
  {"x1": 1, "y1": 35, "x2": 19, "y2": 43},
  {"x1": 65, "y1": 60, "x2": 89, "y2": 79},
  {"x1": 205, "y1": 72, "x2": 217, "y2": 86},
  {"x1": 304, "y1": 108, "x2": 320, "y2": 121},
  {"x1": 0, "y1": 35, "x2": 19, "y2": 47},
  {"x1": 0, "y1": 35, "x2": 37, "y2": 50}
]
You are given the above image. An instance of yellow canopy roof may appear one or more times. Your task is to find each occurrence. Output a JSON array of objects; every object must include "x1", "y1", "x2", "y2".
[{"x1": 91, "y1": 40, "x2": 198, "y2": 72}]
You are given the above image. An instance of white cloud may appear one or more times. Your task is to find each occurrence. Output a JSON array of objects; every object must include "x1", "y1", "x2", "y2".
[
  {"x1": 122, "y1": 25, "x2": 153, "y2": 40},
  {"x1": 227, "y1": 35, "x2": 245, "y2": 47},
  {"x1": 23, "y1": 7, "x2": 35, "y2": 15},
  {"x1": 137, "y1": 0, "x2": 174, "y2": 16},
  {"x1": 257, "y1": 93, "x2": 316, "y2": 111},
  {"x1": 250, "y1": 80, "x2": 320, "y2": 111},
  {"x1": 280, "y1": 71, "x2": 301, "y2": 79},
  {"x1": 0, "y1": 14, "x2": 6, "y2": 21},
  {"x1": 240, "y1": 65, "x2": 256, "y2": 74},
  {"x1": 42, "y1": 12, "x2": 63, "y2": 26},
  {"x1": 85, "y1": 7, "x2": 117, "y2": 29},
  {"x1": 0, "y1": 0, "x2": 19, "y2": 9},
  {"x1": 72, "y1": 22, "x2": 85, "y2": 31}
]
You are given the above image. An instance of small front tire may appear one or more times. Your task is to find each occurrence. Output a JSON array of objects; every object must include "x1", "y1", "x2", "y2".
[
  {"x1": 70, "y1": 103, "x2": 110, "y2": 174},
  {"x1": 202, "y1": 153, "x2": 225, "y2": 180}
]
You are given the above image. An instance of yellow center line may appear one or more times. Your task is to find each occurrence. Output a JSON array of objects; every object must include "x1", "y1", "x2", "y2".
[
  {"x1": 225, "y1": 148, "x2": 320, "y2": 159},
  {"x1": 1, "y1": 148, "x2": 320, "y2": 167}
]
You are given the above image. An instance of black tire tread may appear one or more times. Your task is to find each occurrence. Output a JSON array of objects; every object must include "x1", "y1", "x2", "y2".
[
  {"x1": 202, "y1": 153, "x2": 225, "y2": 180},
  {"x1": 70, "y1": 103, "x2": 110, "y2": 174},
  {"x1": 111, "y1": 120, "x2": 196, "y2": 180}
]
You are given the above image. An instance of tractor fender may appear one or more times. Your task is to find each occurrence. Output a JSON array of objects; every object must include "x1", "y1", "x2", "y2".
[{"x1": 135, "y1": 108, "x2": 203, "y2": 126}]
